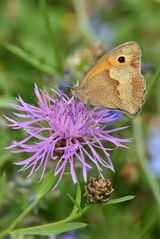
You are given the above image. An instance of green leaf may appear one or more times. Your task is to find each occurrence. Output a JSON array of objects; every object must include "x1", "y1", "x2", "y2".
[
  {"x1": 146, "y1": 67, "x2": 160, "y2": 100},
  {"x1": 106, "y1": 195, "x2": 135, "y2": 205},
  {"x1": 0, "y1": 173, "x2": 6, "y2": 207},
  {"x1": 13, "y1": 222, "x2": 87, "y2": 236},
  {"x1": 3, "y1": 43, "x2": 58, "y2": 76},
  {"x1": 0, "y1": 97, "x2": 16, "y2": 108},
  {"x1": 0, "y1": 153, "x2": 12, "y2": 167},
  {"x1": 35, "y1": 170, "x2": 56, "y2": 200},
  {"x1": 69, "y1": 184, "x2": 82, "y2": 217}
]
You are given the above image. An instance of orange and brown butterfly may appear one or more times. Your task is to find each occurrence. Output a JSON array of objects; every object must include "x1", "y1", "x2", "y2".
[{"x1": 76, "y1": 41, "x2": 146, "y2": 116}]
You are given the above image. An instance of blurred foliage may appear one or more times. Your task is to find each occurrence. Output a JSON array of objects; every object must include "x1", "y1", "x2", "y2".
[{"x1": 0, "y1": 0, "x2": 160, "y2": 239}]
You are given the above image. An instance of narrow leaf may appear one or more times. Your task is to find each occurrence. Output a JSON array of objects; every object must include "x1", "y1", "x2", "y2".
[
  {"x1": 13, "y1": 222, "x2": 87, "y2": 236},
  {"x1": 106, "y1": 195, "x2": 135, "y2": 205},
  {"x1": 69, "y1": 184, "x2": 82, "y2": 217},
  {"x1": 0, "y1": 173, "x2": 6, "y2": 207},
  {"x1": 0, "y1": 97, "x2": 16, "y2": 108},
  {"x1": 3, "y1": 43, "x2": 58, "y2": 75}
]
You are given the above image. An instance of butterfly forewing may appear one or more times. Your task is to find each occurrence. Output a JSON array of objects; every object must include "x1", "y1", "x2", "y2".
[{"x1": 77, "y1": 41, "x2": 146, "y2": 116}]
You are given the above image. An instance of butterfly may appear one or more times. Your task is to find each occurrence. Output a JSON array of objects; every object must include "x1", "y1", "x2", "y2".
[{"x1": 76, "y1": 41, "x2": 146, "y2": 116}]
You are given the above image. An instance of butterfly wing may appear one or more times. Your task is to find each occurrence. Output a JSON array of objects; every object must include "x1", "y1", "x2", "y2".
[
  {"x1": 77, "y1": 69, "x2": 121, "y2": 109},
  {"x1": 77, "y1": 42, "x2": 146, "y2": 116},
  {"x1": 110, "y1": 65, "x2": 145, "y2": 115}
]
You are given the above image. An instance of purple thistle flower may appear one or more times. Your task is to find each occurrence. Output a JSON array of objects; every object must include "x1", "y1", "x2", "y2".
[{"x1": 5, "y1": 84, "x2": 131, "y2": 188}]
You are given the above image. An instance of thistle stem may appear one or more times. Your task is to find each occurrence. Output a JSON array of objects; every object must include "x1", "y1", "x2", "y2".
[
  {"x1": 0, "y1": 201, "x2": 91, "y2": 238},
  {"x1": 0, "y1": 200, "x2": 38, "y2": 238},
  {"x1": 39, "y1": 0, "x2": 63, "y2": 73},
  {"x1": 132, "y1": 116, "x2": 160, "y2": 208}
]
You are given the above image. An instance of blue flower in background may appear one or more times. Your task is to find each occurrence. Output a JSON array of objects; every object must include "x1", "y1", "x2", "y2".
[
  {"x1": 28, "y1": 194, "x2": 35, "y2": 204},
  {"x1": 104, "y1": 110, "x2": 123, "y2": 124},
  {"x1": 147, "y1": 127, "x2": 160, "y2": 176},
  {"x1": 49, "y1": 233, "x2": 78, "y2": 239},
  {"x1": 90, "y1": 13, "x2": 115, "y2": 46},
  {"x1": 57, "y1": 234, "x2": 78, "y2": 239},
  {"x1": 3, "y1": 236, "x2": 11, "y2": 239}
]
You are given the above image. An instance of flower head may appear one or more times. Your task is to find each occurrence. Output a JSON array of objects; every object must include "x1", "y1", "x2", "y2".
[{"x1": 5, "y1": 85, "x2": 131, "y2": 187}]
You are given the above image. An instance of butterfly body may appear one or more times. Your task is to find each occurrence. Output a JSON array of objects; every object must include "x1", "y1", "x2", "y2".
[{"x1": 76, "y1": 41, "x2": 146, "y2": 116}]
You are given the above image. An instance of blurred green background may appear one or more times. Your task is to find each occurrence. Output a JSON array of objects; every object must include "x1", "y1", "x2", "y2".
[{"x1": 0, "y1": 0, "x2": 160, "y2": 239}]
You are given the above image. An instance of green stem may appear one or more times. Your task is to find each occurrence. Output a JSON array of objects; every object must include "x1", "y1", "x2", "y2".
[
  {"x1": 39, "y1": 0, "x2": 62, "y2": 72},
  {"x1": 133, "y1": 116, "x2": 160, "y2": 236},
  {"x1": 67, "y1": 204, "x2": 91, "y2": 222},
  {"x1": 0, "y1": 200, "x2": 38, "y2": 238},
  {"x1": 26, "y1": 204, "x2": 91, "y2": 230},
  {"x1": 146, "y1": 67, "x2": 160, "y2": 101},
  {"x1": 0, "y1": 199, "x2": 91, "y2": 238},
  {"x1": 0, "y1": 74, "x2": 10, "y2": 97},
  {"x1": 132, "y1": 116, "x2": 160, "y2": 208},
  {"x1": 155, "y1": 70, "x2": 160, "y2": 122},
  {"x1": 72, "y1": 0, "x2": 96, "y2": 44}
]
